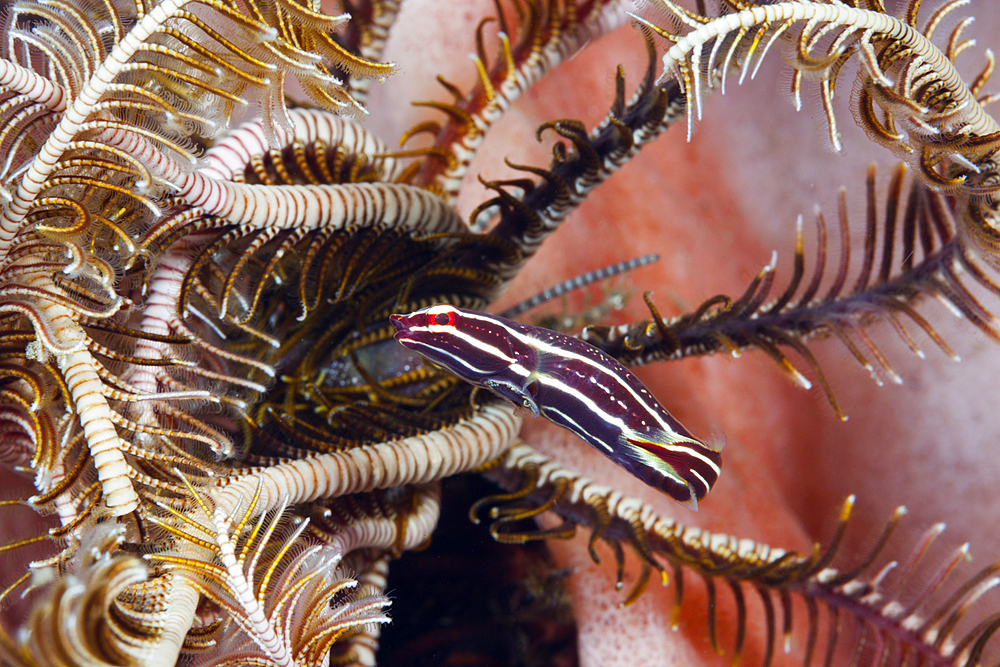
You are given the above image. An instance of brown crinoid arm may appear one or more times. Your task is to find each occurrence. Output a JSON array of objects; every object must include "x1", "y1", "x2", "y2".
[
  {"x1": 476, "y1": 443, "x2": 1000, "y2": 667},
  {"x1": 399, "y1": 0, "x2": 627, "y2": 201},
  {"x1": 582, "y1": 165, "x2": 1000, "y2": 420},
  {"x1": 325, "y1": 1, "x2": 404, "y2": 107},
  {"x1": 453, "y1": 35, "x2": 687, "y2": 295}
]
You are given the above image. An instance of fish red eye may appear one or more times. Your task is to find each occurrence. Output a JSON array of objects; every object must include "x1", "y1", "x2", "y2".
[{"x1": 430, "y1": 311, "x2": 453, "y2": 326}]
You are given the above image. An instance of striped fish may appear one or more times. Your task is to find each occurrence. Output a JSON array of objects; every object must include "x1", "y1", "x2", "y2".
[{"x1": 389, "y1": 304, "x2": 723, "y2": 510}]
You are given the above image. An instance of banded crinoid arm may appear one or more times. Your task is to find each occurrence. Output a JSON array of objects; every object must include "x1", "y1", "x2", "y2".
[
  {"x1": 140, "y1": 472, "x2": 395, "y2": 667},
  {"x1": 6, "y1": 110, "x2": 489, "y2": 520},
  {"x1": 139, "y1": 406, "x2": 518, "y2": 666},
  {"x1": 0, "y1": 0, "x2": 394, "y2": 257},
  {"x1": 211, "y1": 403, "x2": 521, "y2": 517},
  {"x1": 638, "y1": 0, "x2": 999, "y2": 151},
  {"x1": 1, "y1": 525, "x2": 154, "y2": 667},
  {"x1": 635, "y1": 0, "x2": 1000, "y2": 272},
  {"x1": 475, "y1": 443, "x2": 1000, "y2": 667},
  {"x1": 94, "y1": 116, "x2": 460, "y2": 234},
  {"x1": 197, "y1": 108, "x2": 404, "y2": 183}
]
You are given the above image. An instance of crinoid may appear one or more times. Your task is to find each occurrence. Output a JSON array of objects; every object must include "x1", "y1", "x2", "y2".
[{"x1": 2, "y1": 0, "x2": 1000, "y2": 666}]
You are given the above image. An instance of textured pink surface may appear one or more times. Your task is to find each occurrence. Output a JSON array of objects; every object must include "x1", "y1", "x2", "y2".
[{"x1": 368, "y1": 3, "x2": 1000, "y2": 665}]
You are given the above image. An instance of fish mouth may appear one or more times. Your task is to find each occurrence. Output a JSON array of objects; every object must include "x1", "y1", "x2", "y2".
[
  {"x1": 389, "y1": 314, "x2": 409, "y2": 332},
  {"x1": 389, "y1": 315, "x2": 418, "y2": 347}
]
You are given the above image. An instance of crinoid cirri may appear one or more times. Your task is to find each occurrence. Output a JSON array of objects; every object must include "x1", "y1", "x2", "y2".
[{"x1": 3, "y1": 1, "x2": 1000, "y2": 666}]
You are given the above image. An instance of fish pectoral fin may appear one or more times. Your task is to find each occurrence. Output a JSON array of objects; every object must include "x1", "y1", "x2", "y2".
[
  {"x1": 706, "y1": 430, "x2": 726, "y2": 453},
  {"x1": 483, "y1": 377, "x2": 540, "y2": 416}
]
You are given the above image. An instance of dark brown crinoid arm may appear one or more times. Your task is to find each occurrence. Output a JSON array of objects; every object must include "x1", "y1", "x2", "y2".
[
  {"x1": 454, "y1": 35, "x2": 687, "y2": 292},
  {"x1": 582, "y1": 164, "x2": 1000, "y2": 420}
]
